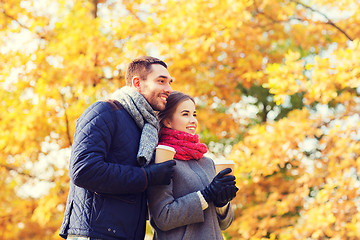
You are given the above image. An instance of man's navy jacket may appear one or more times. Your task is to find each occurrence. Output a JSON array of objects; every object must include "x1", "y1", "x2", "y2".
[{"x1": 59, "y1": 101, "x2": 149, "y2": 240}]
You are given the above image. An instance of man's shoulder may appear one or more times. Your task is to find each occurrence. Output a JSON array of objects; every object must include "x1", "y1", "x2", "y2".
[
  {"x1": 103, "y1": 99, "x2": 123, "y2": 111},
  {"x1": 76, "y1": 101, "x2": 123, "y2": 128},
  {"x1": 78, "y1": 100, "x2": 136, "y2": 129},
  {"x1": 81, "y1": 101, "x2": 114, "y2": 119},
  {"x1": 83, "y1": 100, "x2": 125, "y2": 117}
]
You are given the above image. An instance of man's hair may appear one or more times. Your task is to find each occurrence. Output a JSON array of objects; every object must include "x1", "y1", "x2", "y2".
[
  {"x1": 125, "y1": 56, "x2": 168, "y2": 86},
  {"x1": 157, "y1": 91, "x2": 195, "y2": 130}
]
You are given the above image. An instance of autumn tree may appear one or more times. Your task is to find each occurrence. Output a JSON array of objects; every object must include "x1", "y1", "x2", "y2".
[
  {"x1": 1, "y1": 0, "x2": 359, "y2": 239},
  {"x1": 0, "y1": 0, "x2": 143, "y2": 238}
]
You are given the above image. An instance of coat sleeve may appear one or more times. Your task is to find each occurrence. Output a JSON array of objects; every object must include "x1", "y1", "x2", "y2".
[
  {"x1": 69, "y1": 101, "x2": 147, "y2": 194},
  {"x1": 217, "y1": 203, "x2": 234, "y2": 230},
  {"x1": 208, "y1": 157, "x2": 234, "y2": 230},
  {"x1": 147, "y1": 181, "x2": 205, "y2": 231}
]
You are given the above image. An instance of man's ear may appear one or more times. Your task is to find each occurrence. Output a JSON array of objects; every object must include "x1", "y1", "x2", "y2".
[
  {"x1": 163, "y1": 119, "x2": 172, "y2": 128},
  {"x1": 132, "y1": 77, "x2": 141, "y2": 92}
]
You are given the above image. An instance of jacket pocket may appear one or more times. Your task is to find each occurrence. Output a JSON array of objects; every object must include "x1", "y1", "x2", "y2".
[
  {"x1": 59, "y1": 200, "x2": 74, "y2": 236},
  {"x1": 91, "y1": 194, "x2": 105, "y2": 222},
  {"x1": 91, "y1": 193, "x2": 138, "y2": 238},
  {"x1": 95, "y1": 192, "x2": 136, "y2": 204}
]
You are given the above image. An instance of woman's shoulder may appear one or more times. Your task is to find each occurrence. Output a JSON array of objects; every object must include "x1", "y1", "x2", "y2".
[
  {"x1": 196, "y1": 156, "x2": 216, "y2": 170},
  {"x1": 200, "y1": 155, "x2": 215, "y2": 163}
]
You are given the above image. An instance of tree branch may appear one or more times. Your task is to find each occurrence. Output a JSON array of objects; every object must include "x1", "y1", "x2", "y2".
[
  {"x1": 1, "y1": 5, "x2": 47, "y2": 40},
  {"x1": 92, "y1": 0, "x2": 98, "y2": 19},
  {"x1": 0, "y1": 163, "x2": 57, "y2": 183},
  {"x1": 252, "y1": 0, "x2": 353, "y2": 41},
  {"x1": 254, "y1": 8, "x2": 303, "y2": 28},
  {"x1": 1, "y1": 10, "x2": 29, "y2": 30},
  {"x1": 252, "y1": 0, "x2": 303, "y2": 28},
  {"x1": 290, "y1": 0, "x2": 353, "y2": 41},
  {"x1": 59, "y1": 92, "x2": 72, "y2": 146},
  {"x1": 1, "y1": 163, "x2": 34, "y2": 178},
  {"x1": 122, "y1": 1, "x2": 147, "y2": 23}
]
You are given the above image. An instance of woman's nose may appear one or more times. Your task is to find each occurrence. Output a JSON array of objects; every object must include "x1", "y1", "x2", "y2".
[{"x1": 190, "y1": 115, "x2": 197, "y2": 123}]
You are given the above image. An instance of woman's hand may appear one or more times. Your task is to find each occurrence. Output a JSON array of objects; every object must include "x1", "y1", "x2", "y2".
[
  {"x1": 200, "y1": 168, "x2": 237, "y2": 206},
  {"x1": 213, "y1": 184, "x2": 238, "y2": 207}
]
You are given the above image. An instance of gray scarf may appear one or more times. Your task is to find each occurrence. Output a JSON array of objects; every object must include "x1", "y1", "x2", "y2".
[{"x1": 111, "y1": 86, "x2": 159, "y2": 166}]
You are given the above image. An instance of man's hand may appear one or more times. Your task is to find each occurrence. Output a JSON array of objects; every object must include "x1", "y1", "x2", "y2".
[{"x1": 144, "y1": 160, "x2": 176, "y2": 186}]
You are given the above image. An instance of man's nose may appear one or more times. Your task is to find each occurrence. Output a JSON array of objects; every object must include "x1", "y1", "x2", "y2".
[{"x1": 164, "y1": 83, "x2": 173, "y2": 93}]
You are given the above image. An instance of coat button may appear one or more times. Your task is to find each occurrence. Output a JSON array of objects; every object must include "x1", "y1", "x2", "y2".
[
  {"x1": 108, "y1": 228, "x2": 111, "y2": 232},
  {"x1": 113, "y1": 230, "x2": 116, "y2": 233}
]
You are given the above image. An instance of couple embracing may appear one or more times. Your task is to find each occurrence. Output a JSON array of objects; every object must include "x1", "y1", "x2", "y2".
[{"x1": 59, "y1": 56, "x2": 238, "y2": 240}]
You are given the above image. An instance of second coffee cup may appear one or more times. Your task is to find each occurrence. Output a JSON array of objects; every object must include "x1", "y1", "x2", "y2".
[{"x1": 155, "y1": 145, "x2": 176, "y2": 164}]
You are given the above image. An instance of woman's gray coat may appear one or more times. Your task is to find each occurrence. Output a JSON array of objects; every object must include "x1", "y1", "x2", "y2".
[{"x1": 147, "y1": 156, "x2": 234, "y2": 240}]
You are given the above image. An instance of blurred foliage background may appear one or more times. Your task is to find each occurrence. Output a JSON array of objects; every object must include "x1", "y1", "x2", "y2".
[{"x1": 1, "y1": 0, "x2": 359, "y2": 239}]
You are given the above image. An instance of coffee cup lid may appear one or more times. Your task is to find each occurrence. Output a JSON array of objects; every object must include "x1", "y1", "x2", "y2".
[
  {"x1": 156, "y1": 145, "x2": 176, "y2": 152},
  {"x1": 214, "y1": 160, "x2": 235, "y2": 164}
]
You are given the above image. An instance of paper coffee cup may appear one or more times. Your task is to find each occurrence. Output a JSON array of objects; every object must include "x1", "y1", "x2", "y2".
[
  {"x1": 155, "y1": 145, "x2": 176, "y2": 164},
  {"x1": 215, "y1": 160, "x2": 235, "y2": 175}
]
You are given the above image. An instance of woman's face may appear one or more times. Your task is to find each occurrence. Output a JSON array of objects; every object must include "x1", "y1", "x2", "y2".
[{"x1": 164, "y1": 99, "x2": 198, "y2": 134}]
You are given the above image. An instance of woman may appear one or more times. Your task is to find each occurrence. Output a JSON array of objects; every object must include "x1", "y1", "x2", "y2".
[{"x1": 147, "y1": 91, "x2": 238, "y2": 240}]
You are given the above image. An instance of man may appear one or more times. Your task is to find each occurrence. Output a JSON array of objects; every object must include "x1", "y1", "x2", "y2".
[{"x1": 59, "y1": 56, "x2": 176, "y2": 240}]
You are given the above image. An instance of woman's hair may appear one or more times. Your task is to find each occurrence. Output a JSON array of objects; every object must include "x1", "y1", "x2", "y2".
[{"x1": 158, "y1": 91, "x2": 195, "y2": 129}]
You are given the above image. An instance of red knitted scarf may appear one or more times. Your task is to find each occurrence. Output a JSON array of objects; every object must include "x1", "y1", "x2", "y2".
[{"x1": 158, "y1": 127, "x2": 208, "y2": 160}]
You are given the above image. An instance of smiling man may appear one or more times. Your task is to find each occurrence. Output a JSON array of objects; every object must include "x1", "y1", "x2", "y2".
[
  {"x1": 128, "y1": 61, "x2": 173, "y2": 111},
  {"x1": 59, "y1": 56, "x2": 177, "y2": 240}
]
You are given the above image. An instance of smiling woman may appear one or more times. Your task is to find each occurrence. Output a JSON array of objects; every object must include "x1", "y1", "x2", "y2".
[
  {"x1": 147, "y1": 91, "x2": 238, "y2": 240},
  {"x1": 162, "y1": 98, "x2": 198, "y2": 135}
]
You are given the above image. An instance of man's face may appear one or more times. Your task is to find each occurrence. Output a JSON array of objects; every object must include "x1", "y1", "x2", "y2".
[{"x1": 138, "y1": 64, "x2": 173, "y2": 111}]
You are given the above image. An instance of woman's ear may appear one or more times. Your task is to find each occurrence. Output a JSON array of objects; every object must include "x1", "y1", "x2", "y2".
[
  {"x1": 132, "y1": 77, "x2": 141, "y2": 92},
  {"x1": 163, "y1": 119, "x2": 172, "y2": 128}
]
